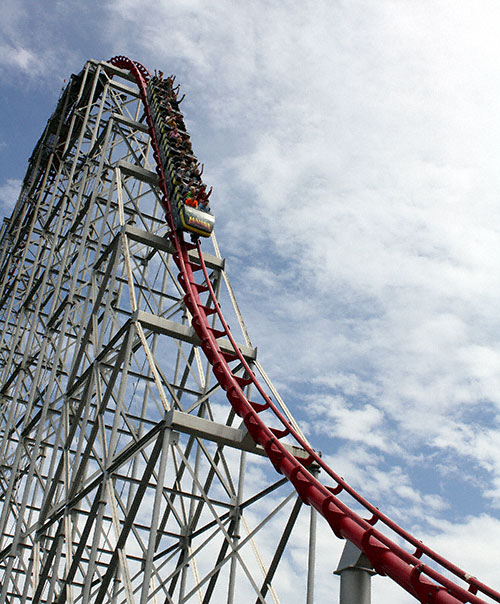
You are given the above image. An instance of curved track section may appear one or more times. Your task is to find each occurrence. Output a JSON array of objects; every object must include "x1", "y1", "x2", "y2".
[{"x1": 109, "y1": 55, "x2": 499, "y2": 604}]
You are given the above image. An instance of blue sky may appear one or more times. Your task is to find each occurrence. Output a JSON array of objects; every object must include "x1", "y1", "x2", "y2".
[{"x1": 3, "y1": 1, "x2": 500, "y2": 601}]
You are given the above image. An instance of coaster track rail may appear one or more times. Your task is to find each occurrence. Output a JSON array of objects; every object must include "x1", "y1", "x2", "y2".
[{"x1": 106, "y1": 56, "x2": 500, "y2": 604}]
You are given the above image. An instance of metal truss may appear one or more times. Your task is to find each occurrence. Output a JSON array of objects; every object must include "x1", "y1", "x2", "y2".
[{"x1": 0, "y1": 60, "x2": 318, "y2": 603}]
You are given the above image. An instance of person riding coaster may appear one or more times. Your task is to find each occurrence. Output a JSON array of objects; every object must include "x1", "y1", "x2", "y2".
[{"x1": 146, "y1": 77, "x2": 215, "y2": 237}]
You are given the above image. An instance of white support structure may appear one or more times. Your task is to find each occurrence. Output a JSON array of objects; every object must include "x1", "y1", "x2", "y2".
[{"x1": 0, "y1": 59, "x2": 319, "y2": 604}]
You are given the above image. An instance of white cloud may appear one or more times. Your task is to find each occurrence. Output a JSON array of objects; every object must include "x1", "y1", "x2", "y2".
[
  {"x1": 0, "y1": 1, "x2": 43, "y2": 77},
  {"x1": 0, "y1": 2, "x2": 82, "y2": 82},
  {"x1": 422, "y1": 514, "x2": 500, "y2": 591},
  {"x1": 0, "y1": 44, "x2": 36, "y2": 73},
  {"x1": 309, "y1": 396, "x2": 393, "y2": 452},
  {"x1": 0, "y1": 179, "x2": 21, "y2": 212}
]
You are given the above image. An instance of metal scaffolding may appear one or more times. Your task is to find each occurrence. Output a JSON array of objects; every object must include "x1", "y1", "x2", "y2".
[{"x1": 0, "y1": 60, "x2": 318, "y2": 603}]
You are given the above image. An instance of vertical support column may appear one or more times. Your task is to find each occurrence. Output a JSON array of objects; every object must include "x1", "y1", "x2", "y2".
[
  {"x1": 306, "y1": 504, "x2": 317, "y2": 604},
  {"x1": 334, "y1": 540, "x2": 375, "y2": 604},
  {"x1": 306, "y1": 463, "x2": 320, "y2": 604}
]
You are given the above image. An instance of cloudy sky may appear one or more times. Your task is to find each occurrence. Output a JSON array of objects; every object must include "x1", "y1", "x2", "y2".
[{"x1": 3, "y1": 0, "x2": 500, "y2": 601}]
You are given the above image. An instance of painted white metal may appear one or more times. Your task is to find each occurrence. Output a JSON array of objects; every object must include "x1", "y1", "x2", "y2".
[{"x1": 0, "y1": 59, "x2": 319, "y2": 603}]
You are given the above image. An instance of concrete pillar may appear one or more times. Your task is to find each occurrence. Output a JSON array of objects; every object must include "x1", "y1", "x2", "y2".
[{"x1": 334, "y1": 541, "x2": 376, "y2": 604}]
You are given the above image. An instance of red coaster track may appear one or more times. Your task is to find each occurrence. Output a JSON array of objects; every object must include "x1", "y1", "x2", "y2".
[{"x1": 109, "y1": 55, "x2": 500, "y2": 604}]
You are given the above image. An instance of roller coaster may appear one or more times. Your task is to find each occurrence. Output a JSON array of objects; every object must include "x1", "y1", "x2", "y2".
[{"x1": 0, "y1": 56, "x2": 498, "y2": 603}]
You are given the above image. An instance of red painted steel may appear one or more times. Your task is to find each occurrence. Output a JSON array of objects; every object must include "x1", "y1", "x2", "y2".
[{"x1": 108, "y1": 55, "x2": 500, "y2": 604}]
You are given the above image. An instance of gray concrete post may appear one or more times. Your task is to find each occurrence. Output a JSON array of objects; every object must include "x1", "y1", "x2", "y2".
[{"x1": 334, "y1": 541, "x2": 376, "y2": 604}]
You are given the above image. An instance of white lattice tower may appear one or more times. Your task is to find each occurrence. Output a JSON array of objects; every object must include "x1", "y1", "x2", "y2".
[{"x1": 0, "y1": 60, "x2": 318, "y2": 604}]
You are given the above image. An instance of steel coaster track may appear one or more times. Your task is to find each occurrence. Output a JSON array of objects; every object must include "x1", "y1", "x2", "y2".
[{"x1": 108, "y1": 55, "x2": 498, "y2": 604}]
